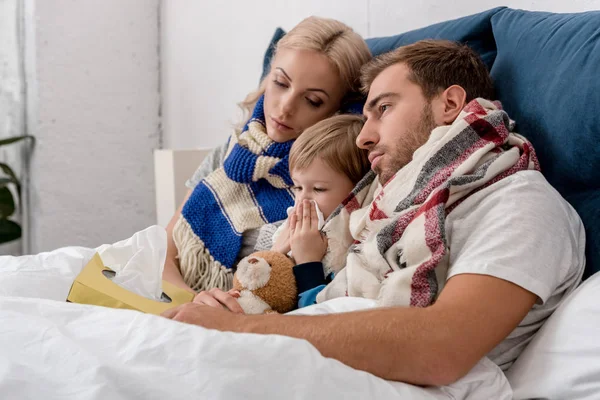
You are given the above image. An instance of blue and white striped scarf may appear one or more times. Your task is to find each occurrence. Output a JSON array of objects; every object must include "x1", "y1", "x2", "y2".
[{"x1": 173, "y1": 96, "x2": 294, "y2": 291}]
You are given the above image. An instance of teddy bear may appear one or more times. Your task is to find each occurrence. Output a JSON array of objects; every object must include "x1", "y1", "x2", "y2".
[{"x1": 232, "y1": 250, "x2": 297, "y2": 315}]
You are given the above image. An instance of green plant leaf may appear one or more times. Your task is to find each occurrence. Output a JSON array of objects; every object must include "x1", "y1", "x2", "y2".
[
  {"x1": 0, "y1": 187, "x2": 16, "y2": 218},
  {"x1": 0, "y1": 219, "x2": 21, "y2": 244},
  {"x1": 0, "y1": 135, "x2": 35, "y2": 147},
  {"x1": 0, "y1": 162, "x2": 21, "y2": 195}
]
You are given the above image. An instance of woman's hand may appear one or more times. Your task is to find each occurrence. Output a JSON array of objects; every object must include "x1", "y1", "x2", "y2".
[
  {"x1": 271, "y1": 222, "x2": 292, "y2": 254},
  {"x1": 193, "y1": 288, "x2": 245, "y2": 314},
  {"x1": 290, "y1": 200, "x2": 328, "y2": 264}
]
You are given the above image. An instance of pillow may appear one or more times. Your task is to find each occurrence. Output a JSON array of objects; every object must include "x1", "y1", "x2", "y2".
[
  {"x1": 490, "y1": 9, "x2": 600, "y2": 278},
  {"x1": 365, "y1": 6, "x2": 505, "y2": 70},
  {"x1": 505, "y1": 271, "x2": 600, "y2": 399},
  {"x1": 260, "y1": 7, "x2": 504, "y2": 113},
  {"x1": 260, "y1": 28, "x2": 286, "y2": 82},
  {"x1": 567, "y1": 191, "x2": 600, "y2": 280}
]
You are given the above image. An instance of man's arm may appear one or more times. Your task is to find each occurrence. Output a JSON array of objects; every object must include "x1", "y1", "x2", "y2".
[{"x1": 163, "y1": 273, "x2": 536, "y2": 386}]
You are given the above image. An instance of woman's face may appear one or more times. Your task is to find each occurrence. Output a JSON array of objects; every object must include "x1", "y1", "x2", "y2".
[{"x1": 263, "y1": 49, "x2": 345, "y2": 143}]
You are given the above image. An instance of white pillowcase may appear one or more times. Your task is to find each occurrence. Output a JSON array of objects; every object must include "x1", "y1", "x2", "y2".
[{"x1": 506, "y1": 271, "x2": 600, "y2": 399}]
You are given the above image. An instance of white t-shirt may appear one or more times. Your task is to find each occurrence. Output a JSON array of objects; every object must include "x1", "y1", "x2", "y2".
[{"x1": 445, "y1": 170, "x2": 586, "y2": 370}]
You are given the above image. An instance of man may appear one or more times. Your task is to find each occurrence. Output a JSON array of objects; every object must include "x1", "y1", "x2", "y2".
[{"x1": 162, "y1": 40, "x2": 585, "y2": 386}]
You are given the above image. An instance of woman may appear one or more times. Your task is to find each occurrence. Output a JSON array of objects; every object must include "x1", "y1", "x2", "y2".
[{"x1": 163, "y1": 16, "x2": 371, "y2": 302}]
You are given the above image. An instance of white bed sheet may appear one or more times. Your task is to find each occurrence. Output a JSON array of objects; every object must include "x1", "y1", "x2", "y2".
[{"x1": 0, "y1": 230, "x2": 512, "y2": 399}]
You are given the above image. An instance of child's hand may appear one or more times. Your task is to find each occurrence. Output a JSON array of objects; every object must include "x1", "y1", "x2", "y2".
[
  {"x1": 271, "y1": 222, "x2": 292, "y2": 254},
  {"x1": 290, "y1": 200, "x2": 328, "y2": 264}
]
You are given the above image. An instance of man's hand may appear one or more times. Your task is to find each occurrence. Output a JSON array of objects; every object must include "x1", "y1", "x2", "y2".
[
  {"x1": 290, "y1": 200, "x2": 328, "y2": 264},
  {"x1": 193, "y1": 288, "x2": 245, "y2": 314},
  {"x1": 161, "y1": 302, "x2": 246, "y2": 330}
]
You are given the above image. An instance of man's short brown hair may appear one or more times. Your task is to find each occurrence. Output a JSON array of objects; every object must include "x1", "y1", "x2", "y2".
[{"x1": 360, "y1": 40, "x2": 494, "y2": 102}]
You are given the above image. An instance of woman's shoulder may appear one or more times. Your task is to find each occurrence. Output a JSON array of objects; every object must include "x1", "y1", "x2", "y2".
[{"x1": 185, "y1": 141, "x2": 229, "y2": 190}]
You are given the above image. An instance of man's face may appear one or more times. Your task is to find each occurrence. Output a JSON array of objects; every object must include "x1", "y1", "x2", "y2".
[{"x1": 357, "y1": 63, "x2": 438, "y2": 185}]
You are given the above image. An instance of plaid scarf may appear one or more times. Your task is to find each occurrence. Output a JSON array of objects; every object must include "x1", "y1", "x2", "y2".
[
  {"x1": 173, "y1": 96, "x2": 294, "y2": 292},
  {"x1": 317, "y1": 99, "x2": 540, "y2": 307}
]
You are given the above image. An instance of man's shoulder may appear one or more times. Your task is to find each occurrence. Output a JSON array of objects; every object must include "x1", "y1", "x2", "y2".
[
  {"x1": 448, "y1": 169, "x2": 585, "y2": 255},
  {"x1": 452, "y1": 170, "x2": 574, "y2": 219},
  {"x1": 480, "y1": 169, "x2": 556, "y2": 196},
  {"x1": 447, "y1": 169, "x2": 586, "y2": 305}
]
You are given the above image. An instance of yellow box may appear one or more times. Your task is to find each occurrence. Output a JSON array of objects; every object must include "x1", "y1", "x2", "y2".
[{"x1": 67, "y1": 253, "x2": 194, "y2": 315}]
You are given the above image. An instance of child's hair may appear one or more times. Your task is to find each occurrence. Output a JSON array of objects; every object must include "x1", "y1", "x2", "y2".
[{"x1": 289, "y1": 114, "x2": 370, "y2": 184}]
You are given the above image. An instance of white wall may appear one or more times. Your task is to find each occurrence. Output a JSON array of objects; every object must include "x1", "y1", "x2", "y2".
[
  {"x1": 26, "y1": 0, "x2": 161, "y2": 252},
  {"x1": 161, "y1": 0, "x2": 369, "y2": 150},
  {"x1": 0, "y1": 0, "x2": 25, "y2": 255},
  {"x1": 161, "y1": 0, "x2": 600, "y2": 151},
  {"x1": 0, "y1": 1, "x2": 23, "y2": 147}
]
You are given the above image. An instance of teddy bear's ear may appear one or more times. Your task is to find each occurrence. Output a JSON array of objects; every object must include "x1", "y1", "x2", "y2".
[{"x1": 235, "y1": 256, "x2": 272, "y2": 290}]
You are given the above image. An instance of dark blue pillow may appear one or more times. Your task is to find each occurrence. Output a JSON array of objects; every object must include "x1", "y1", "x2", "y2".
[
  {"x1": 566, "y1": 191, "x2": 600, "y2": 280},
  {"x1": 491, "y1": 9, "x2": 600, "y2": 278},
  {"x1": 491, "y1": 9, "x2": 600, "y2": 193},
  {"x1": 366, "y1": 7, "x2": 505, "y2": 70},
  {"x1": 262, "y1": 7, "x2": 505, "y2": 77},
  {"x1": 260, "y1": 7, "x2": 504, "y2": 113},
  {"x1": 260, "y1": 28, "x2": 286, "y2": 82}
]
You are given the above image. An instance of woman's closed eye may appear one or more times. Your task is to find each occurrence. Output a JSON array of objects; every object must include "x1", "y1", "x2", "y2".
[
  {"x1": 273, "y1": 80, "x2": 322, "y2": 108},
  {"x1": 273, "y1": 79, "x2": 288, "y2": 89},
  {"x1": 306, "y1": 97, "x2": 323, "y2": 108}
]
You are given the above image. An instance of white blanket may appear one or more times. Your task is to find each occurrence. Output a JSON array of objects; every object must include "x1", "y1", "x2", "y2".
[{"x1": 0, "y1": 231, "x2": 511, "y2": 399}]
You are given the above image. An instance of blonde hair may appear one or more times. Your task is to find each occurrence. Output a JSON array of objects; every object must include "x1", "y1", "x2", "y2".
[
  {"x1": 289, "y1": 114, "x2": 370, "y2": 185},
  {"x1": 236, "y1": 16, "x2": 371, "y2": 133}
]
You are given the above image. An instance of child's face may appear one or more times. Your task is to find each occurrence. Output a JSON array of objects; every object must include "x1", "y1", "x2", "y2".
[{"x1": 291, "y1": 158, "x2": 355, "y2": 220}]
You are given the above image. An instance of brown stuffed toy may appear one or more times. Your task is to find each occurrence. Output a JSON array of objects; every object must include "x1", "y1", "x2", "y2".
[{"x1": 232, "y1": 251, "x2": 297, "y2": 314}]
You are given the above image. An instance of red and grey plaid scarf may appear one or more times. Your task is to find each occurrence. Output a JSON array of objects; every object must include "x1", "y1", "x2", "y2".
[{"x1": 317, "y1": 98, "x2": 540, "y2": 307}]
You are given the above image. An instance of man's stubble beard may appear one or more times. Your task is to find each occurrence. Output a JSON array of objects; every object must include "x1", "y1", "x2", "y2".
[{"x1": 376, "y1": 103, "x2": 437, "y2": 185}]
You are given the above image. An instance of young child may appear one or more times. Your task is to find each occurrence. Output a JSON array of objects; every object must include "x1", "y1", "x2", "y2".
[{"x1": 256, "y1": 114, "x2": 371, "y2": 308}]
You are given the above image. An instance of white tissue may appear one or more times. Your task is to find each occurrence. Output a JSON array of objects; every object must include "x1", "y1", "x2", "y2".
[
  {"x1": 95, "y1": 225, "x2": 167, "y2": 301},
  {"x1": 271, "y1": 200, "x2": 326, "y2": 258},
  {"x1": 285, "y1": 200, "x2": 325, "y2": 229}
]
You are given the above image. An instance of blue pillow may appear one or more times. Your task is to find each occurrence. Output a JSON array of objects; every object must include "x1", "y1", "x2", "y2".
[
  {"x1": 490, "y1": 9, "x2": 600, "y2": 278},
  {"x1": 366, "y1": 7, "x2": 505, "y2": 70},
  {"x1": 566, "y1": 191, "x2": 600, "y2": 280},
  {"x1": 260, "y1": 7, "x2": 504, "y2": 113},
  {"x1": 262, "y1": 6, "x2": 505, "y2": 77},
  {"x1": 260, "y1": 28, "x2": 286, "y2": 82}
]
